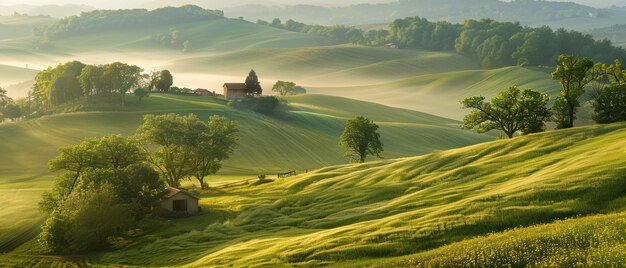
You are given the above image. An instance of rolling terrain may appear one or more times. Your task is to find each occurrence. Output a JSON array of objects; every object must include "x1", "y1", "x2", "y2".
[
  {"x1": 3, "y1": 118, "x2": 626, "y2": 266},
  {"x1": 0, "y1": 93, "x2": 491, "y2": 251}
]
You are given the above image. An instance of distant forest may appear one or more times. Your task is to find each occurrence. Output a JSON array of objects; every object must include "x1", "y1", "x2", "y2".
[
  {"x1": 262, "y1": 17, "x2": 626, "y2": 68},
  {"x1": 32, "y1": 5, "x2": 224, "y2": 40}
]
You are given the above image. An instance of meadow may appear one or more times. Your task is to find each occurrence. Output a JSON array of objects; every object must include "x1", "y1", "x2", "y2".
[
  {"x1": 0, "y1": 93, "x2": 491, "y2": 251},
  {"x1": 2, "y1": 120, "x2": 626, "y2": 267}
]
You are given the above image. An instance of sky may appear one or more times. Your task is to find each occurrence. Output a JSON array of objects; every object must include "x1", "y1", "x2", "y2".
[{"x1": 0, "y1": 0, "x2": 624, "y2": 8}]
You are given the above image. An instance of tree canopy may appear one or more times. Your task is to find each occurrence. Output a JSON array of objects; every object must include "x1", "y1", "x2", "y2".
[
  {"x1": 461, "y1": 86, "x2": 551, "y2": 138},
  {"x1": 245, "y1": 70, "x2": 263, "y2": 97},
  {"x1": 339, "y1": 116, "x2": 384, "y2": 163}
]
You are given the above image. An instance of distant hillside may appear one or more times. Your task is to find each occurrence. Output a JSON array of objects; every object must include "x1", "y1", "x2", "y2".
[
  {"x1": 225, "y1": 0, "x2": 626, "y2": 30},
  {"x1": 591, "y1": 24, "x2": 626, "y2": 47},
  {"x1": 0, "y1": 4, "x2": 93, "y2": 18},
  {"x1": 35, "y1": 5, "x2": 224, "y2": 40}
]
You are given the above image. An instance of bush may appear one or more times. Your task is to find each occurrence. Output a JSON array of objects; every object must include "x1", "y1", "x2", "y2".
[
  {"x1": 592, "y1": 85, "x2": 626, "y2": 124},
  {"x1": 252, "y1": 96, "x2": 280, "y2": 115},
  {"x1": 38, "y1": 184, "x2": 135, "y2": 253}
]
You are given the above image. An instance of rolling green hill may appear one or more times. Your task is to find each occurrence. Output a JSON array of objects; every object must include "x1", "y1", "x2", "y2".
[
  {"x1": 0, "y1": 15, "x2": 56, "y2": 41},
  {"x1": 3, "y1": 118, "x2": 626, "y2": 267},
  {"x1": 0, "y1": 64, "x2": 37, "y2": 97},
  {"x1": 309, "y1": 66, "x2": 562, "y2": 120},
  {"x1": 0, "y1": 93, "x2": 491, "y2": 251}
]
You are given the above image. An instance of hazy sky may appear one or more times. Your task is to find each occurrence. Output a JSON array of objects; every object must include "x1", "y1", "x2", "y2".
[{"x1": 0, "y1": 0, "x2": 623, "y2": 8}]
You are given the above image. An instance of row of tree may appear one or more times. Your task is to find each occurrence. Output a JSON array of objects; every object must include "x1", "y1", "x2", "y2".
[
  {"x1": 462, "y1": 55, "x2": 626, "y2": 138},
  {"x1": 259, "y1": 17, "x2": 626, "y2": 68},
  {"x1": 39, "y1": 113, "x2": 239, "y2": 252},
  {"x1": 33, "y1": 61, "x2": 173, "y2": 108}
]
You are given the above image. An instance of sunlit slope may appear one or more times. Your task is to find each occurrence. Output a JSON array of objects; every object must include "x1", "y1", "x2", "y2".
[
  {"x1": 170, "y1": 46, "x2": 480, "y2": 85},
  {"x1": 0, "y1": 93, "x2": 490, "y2": 249},
  {"x1": 377, "y1": 212, "x2": 626, "y2": 267},
  {"x1": 0, "y1": 94, "x2": 486, "y2": 177},
  {"x1": 0, "y1": 15, "x2": 56, "y2": 41},
  {"x1": 54, "y1": 122, "x2": 626, "y2": 267},
  {"x1": 309, "y1": 66, "x2": 562, "y2": 119}
]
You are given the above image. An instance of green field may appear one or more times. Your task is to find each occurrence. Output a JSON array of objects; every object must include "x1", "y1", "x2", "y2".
[
  {"x1": 309, "y1": 66, "x2": 562, "y2": 120},
  {"x1": 0, "y1": 93, "x2": 491, "y2": 251},
  {"x1": 3, "y1": 118, "x2": 626, "y2": 266}
]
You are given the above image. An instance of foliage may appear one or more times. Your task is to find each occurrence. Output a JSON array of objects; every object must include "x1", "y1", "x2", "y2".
[
  {"x1": 136, "y1": 113, "x2": 239, "y2": 188},
  {"x1": 251, "y1": 96, "x2": 281, "y2": 115},
  {"x1": 191, "y1": 115, "x2": 239, "y2": 189},
  {"x1": 150, "y1": 70, "x2": 173, "y2": 92},
  {"x1": 1, "y1": 102, "x2": 21, "y2": 121},
  {"x1": 462, "y1": 86, "x2": 551, "y2": 138},
  {"x1": 38, "y1": 184, "x2": 134, "y2": 253},
  {"x1": 551, "y1": 54, "x2": 600, "y2": 129},
  {"x1": 245, "y1": 70, "x2": 263, "y2": 97},
  {"x1": 591, "y1": 85, "x2": 626, "y2": 124},
  {"x1": 34, "y1": 61, "x2": 145, "y2": 108},
  {"x1": 339, "y1": 116, "x2": 384, "y2": 163},
  {"x1": 271, "y1": 80, "x2": 307, "y2": 97},
  {"x1": 134, "y1": 88, "x2": 149, "y2": 103}
]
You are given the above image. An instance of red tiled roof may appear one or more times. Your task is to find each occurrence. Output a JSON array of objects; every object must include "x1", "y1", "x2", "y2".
[{"x1": 163, "y1": 187, "x2": 200, "y2": 200}]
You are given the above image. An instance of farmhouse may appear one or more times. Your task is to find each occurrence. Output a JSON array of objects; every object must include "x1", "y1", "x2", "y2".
[
  {"x1": 223, "y1": 83, "x2": 247, "y2": 100},
  {"x1": 161, "y1": 187, "x2": 200, "y2": 215}
]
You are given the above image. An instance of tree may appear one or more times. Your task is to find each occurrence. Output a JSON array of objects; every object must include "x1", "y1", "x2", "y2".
[
  {"x1": 592, "y1": 84, "x2": 626, "y2": 124},
  {"x1": 1, "y1": 102, "x2": 22, "y2": 121},
  {"x1": 39, "y1": 184, "x2": 134, "y2": 253},
  {"x1": 0, "y1": 87, "x2": 10, "y2": 107},
  {"x1": 339, "y1": 116, "x2": 384, "y2": 163},
  {"x1": 135, "y1": 113, "x2": 206, "y2": 187},
  {"x1": 154, "y1": 70, "x2": 174, "y2": 91},
  {"x1": 271, "y1": 18, "x2": 282, "y2": 28},
  {"x1": 461, "y1": 86, "x2": 551, "y2": 138},
  {"x1": 551, "y1": 54, "x2": 600, "y2": 129},
  {"x1": 271, "y1": 80, "x2": 297, "y2": 96},
  {"x1": 245, "y1": 70, "x2": 263, "y2": 97},
  {"x1": 134, "y1": 88, "x2": 149, "y2": 103},
  {"x1": 78, "y1": 65, "x2": 104, "y2": 95},
  {"x1": 102, "y1": 62, "x2": 142, "y2": 106},
  {"x1": 191, "y1": 115, "x2": 239, "y2": 189},
  {"x1": 43, "y1": 135, "x2": 150, "y2": 212}
]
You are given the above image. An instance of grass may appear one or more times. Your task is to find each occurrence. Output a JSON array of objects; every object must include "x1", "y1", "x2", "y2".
[
  {"x1": 309, "y1": 66, "x2": 562, "y2": 119},
  {"x1": 0, "y1": 93, "x2": 490, "y2": 251},
  {"x1": 3, "y1": 121, "x2": 626, "y2": 266}
]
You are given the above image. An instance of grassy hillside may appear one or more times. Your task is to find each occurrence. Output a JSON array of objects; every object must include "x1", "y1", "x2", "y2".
[
  {"x1": 0, "y1": 15, "x2": 56, "y2": 41},
  {"x1": 169, "y1": 45, "x2": 480, "y2": 85},
  {"x1": 309, "y1": 66, "x2": 562, "y2": 120},
  {"x1": 3, "y1": 120, "x2": 626, "y2": 266},
  {"x1": 0, "y1": 93, "x2": 490, "y2": 250}
]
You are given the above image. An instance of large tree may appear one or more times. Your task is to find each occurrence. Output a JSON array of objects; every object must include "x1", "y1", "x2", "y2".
[
  {"x1": 339, "y1": 116, "x2": 384, "y2": 163},
  {"x1": 151, "y1": 69, "x2": 174, "y2": 91},
  {"x1": 135, "y1": 113, "x2": 206, "y2": 187},
  {"x1": 461, "y1": 86, "x2": 551, "y2": 138},
  {"x1": 245, "y1": 70, "x2": 263, "y2": 97},
  {"x1": 103, "y1": 62, "x2": 142, "y2": 106},
  {"x1": 551, "y1": 54, "x2": 600, "y2": 129},
  {"x1": 271, "y1": 80, "x2": 297, "y2": 96},
  {"x1": 191, "y1": 115, "x2": 239, "y2": 189},
  {"x1": 136, "y1": 113, "x2": 239, "y2": 188},
  {"x1": 78, "y1": 65, "x2": 105, "y2": 95}
]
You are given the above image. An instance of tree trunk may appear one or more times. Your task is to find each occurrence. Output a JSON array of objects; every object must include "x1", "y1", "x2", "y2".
[
  {"x1": 568, "y1": 103, "x2": 575, "y2": 128},
  {"x1": 196, "y1": 176, "x2": 207, "y2": 190}
]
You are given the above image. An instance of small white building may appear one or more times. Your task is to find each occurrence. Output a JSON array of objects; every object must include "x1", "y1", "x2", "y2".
[{"x1": 161, "y1": 187, "x2": 200, "y2": 215}]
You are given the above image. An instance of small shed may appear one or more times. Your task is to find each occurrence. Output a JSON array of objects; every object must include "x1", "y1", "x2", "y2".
[
  {"x1": 193, "y1": 88, "x2": 214, "y2": 96},
  {"x1": 161, "y1": 187, "x2": 200, "y2": 215},
  {"x1": 223, "y1": 83, "x2": 247, "y2": 100}
]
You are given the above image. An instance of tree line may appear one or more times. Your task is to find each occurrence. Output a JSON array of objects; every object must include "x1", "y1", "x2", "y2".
[
  {"x1": 259, "y1": 17, "x2": 626, "y2": 68},
  {"x1": 39, "y1": 113, "x2": 239, "y2": 252},
  {"x1": 33, "y1": 61, "x2": 173, "y2": 108},
  {"x1": 462, "y1": 55, "x2": 626, "y2": 138},
  {"x1": 32, "y1": 5, "x2": 223, "y2": 46}
]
